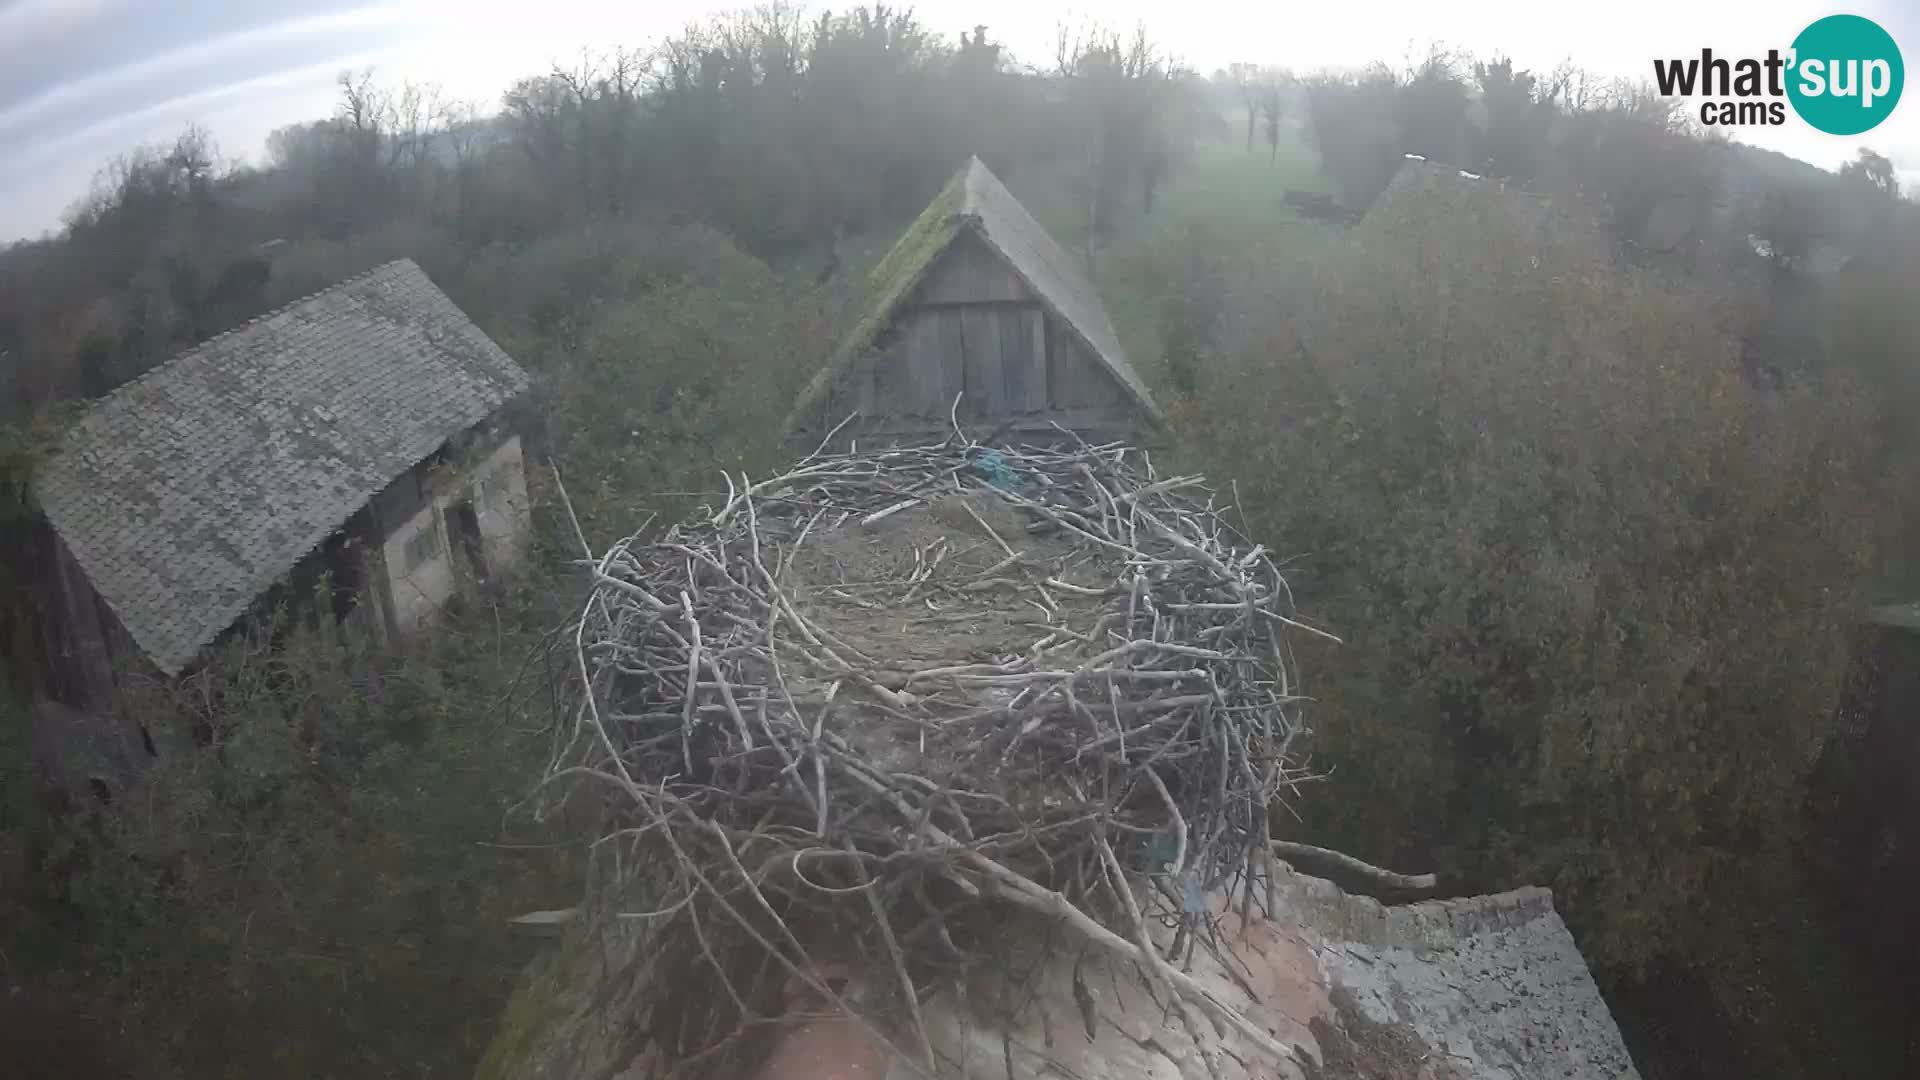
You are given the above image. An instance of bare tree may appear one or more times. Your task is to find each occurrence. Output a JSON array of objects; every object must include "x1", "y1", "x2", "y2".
[
  {"x1": 437, "y1": 98, "x2": 484, "y2": 172},
  {"x1": 335, "y1": 67, "x2": 387, "y2": 168},
  {"x1": 1054, "y1": 24, "x2": 1188, "y2": 249},
  {"x1": 1226, "y1": 63, "x2": 1259, "y2": 152},
  {"x1": 1258, "y1": 71, "x2": 1285, "y2": 163},
  {"x1": 1841, "y1": 148, "x2": 1901, "y2": 199},
  {"x1": 386, "y1": 81, "x2": 445, "y2": 173}
]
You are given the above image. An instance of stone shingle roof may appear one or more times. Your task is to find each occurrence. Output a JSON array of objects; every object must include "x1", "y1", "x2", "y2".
[
  {"x1": 1278, "y1": 868, "x2": 1642, "y2": 1078},
  {"x1": 35, "y1": 259, "x2": 529, "y2": 676},
  {"x1": 794, "y1": 156, "x2": 1160, "y2": 424}
]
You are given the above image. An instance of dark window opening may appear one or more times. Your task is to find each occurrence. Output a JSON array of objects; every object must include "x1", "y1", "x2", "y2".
[{"x1": 445, "y1": 499, "x2": 487, "y2": 583}]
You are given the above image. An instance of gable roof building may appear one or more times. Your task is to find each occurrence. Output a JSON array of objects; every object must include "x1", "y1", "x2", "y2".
[
  {"x1": 791, "y1": 156, "x2": 1158, "y2": 444},
  {"x1": 34, "y1": 259, "x2": 531, "y2": 678}
]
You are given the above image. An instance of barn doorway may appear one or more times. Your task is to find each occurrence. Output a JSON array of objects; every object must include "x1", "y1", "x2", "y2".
[
  {"x1": 445, "y1": 499, "x2": 488, "y2": 584},
  {"x1": 320, "y1": 531, "x2": 366, "y2": 625}
]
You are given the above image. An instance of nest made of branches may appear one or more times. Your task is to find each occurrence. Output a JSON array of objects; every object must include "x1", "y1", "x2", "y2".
[{"x1": 546, "y1": 425, "x2": 1336, "y2": 1077}]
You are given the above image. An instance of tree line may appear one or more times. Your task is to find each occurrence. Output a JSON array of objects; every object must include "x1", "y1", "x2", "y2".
[{"x1": 0, "y1": 6, "x2": 1210, "y2": 424}]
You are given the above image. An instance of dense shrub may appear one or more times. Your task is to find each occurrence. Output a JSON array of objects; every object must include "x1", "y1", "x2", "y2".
[
  {"x1": 458, "y1": 219, "x2": 836, "y2": 538},
  {"x1": 1302, "y1": 68, "x2": 1405, "y2": 211},
  {"x1": 6, "y1": 598, "x2": 578, "y2": 1080},
  {"x1": 1180, "y1": 180, "x2": 1875, "y2": 967}
]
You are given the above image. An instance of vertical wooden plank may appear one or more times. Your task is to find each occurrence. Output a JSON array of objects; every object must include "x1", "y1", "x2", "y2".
[
  {"x1": 915, "y1": 234, "x2": 1034, "y2": 304},
  {"x1": 1030, "y1": 308, "x2": 1048, "y2": 412},
  {"x1": 938, "y1": 309, "x2": 970, "y2": 419},
  {"x1": 878, "y1": 314, "x2": 943, "y2": 421},
  {"x1": 997, "y1": 307, "x2": 1045, "y2": 413},
  {"x1": 1045, "y1": 315, "x2": 1060, "y2": 409},
  {"x1": 1049, "y1": 324, "x2": 1127, "y2": 411},
  {"x1": 872, "y1": 322, "x2": 913, "y2": 417},
  {"x1": 856, "y1": 354, "x2": 878, "y2": 415},
  {"x1": 960, "y1": 307, "x2": 1005, "y2": 421},
  {"x1": 906, "y1": 315, "x2": 943, "y2": 418},
  {"x1": 893, "y1": 309, "x2": 968, "y2": 421}
]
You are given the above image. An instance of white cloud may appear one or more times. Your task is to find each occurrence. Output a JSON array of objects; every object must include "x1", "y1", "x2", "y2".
[
  {"x1": 0, "y1": 0, "x2": 119, "y2": 56},
  {"x1": 8, "y1": 54, "x2": 385, "y2": 178},
  {"x1": 3, "y1": 0, "x2": 1916, "y2": 240},
  {"x1": 0, "y1": 4, "x2": 416, "y2": 142}
]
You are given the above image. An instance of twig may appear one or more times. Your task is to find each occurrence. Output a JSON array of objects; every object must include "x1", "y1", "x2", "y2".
[{"x1": 1269, "y1": 840, "x2": 1437, "y2": 894}]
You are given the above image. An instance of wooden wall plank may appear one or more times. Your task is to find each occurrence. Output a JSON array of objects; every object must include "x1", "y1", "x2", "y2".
[
  {"x1": 1047, "y1": 320, "x2": 1128, "y2": 411},
  {"x1": 959, "y1": 307, "x2": 1004, "y2": 420},
  {"x1": 871, "y1": 324, "x2": 914, "y2": 415},
  {"x1": 913, "y1": 232, "x2": 1034, "y2": 305},
  {"x1": 934, "y1": 309, "x2": 969, "y2": 418},
  {"x1": 1000, "y1": 308, "x2": 1046, "y2": 413}
]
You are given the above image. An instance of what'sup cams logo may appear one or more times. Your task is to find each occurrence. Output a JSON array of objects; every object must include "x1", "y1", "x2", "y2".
[{"x1": 1653, "y1": 14, "x2": 1903, "y2": 134}]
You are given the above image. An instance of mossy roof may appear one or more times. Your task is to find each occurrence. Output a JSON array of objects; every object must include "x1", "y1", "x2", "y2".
[{"x1": 792, "y1": 156, "x2": 1159, "y2": 428}]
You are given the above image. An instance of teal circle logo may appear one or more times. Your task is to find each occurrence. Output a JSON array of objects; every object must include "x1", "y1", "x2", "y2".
[{"x1": 1787, "y1": 15, "x2": 1903, "y2": 135}]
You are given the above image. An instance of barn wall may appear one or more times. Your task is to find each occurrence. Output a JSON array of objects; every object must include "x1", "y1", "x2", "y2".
[
  {"x1": 43, "y1": 528, "x2": 140, "y2": 708},
  {"x1": 470, "y1": 434, "x2": 532, "y2": 572},
  {"x1": 874, "y1": 304, "x2": 1049, "y2": 423},
  {"x1": 375, "y1": 427, "x2": 528, "y2": 633},
  {"x1": 382, "y1": 497, "x2": 457, "y2": 633},
  {"x1": 1048, "y1": 324, "x2": 1132, "y2": 412},
  {"x1": 834, "y1": 307, "x2": 1136, "y2": 441},
  {"x1": 813, "y1": 237, "x2": 1141, "y2": 445},
  {"x1": 911, "y1": 232, "x2": 1034, "y2": 305}
]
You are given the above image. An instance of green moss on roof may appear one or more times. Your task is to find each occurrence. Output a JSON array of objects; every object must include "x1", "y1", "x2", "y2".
[
  {"x1": 848, "y1": 169, "x2": 969, "y2": 357},
  {"x1": 793, "y1": 170, "x2": 969, "y2": 418},
  {"x1": 788, "y1": 155, "x2": 1159, "y2": 431}
]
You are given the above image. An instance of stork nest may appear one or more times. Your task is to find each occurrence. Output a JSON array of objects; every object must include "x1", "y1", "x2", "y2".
[{"x1": 546, "y1": 428, "x2": 1333, "y2": 1077}]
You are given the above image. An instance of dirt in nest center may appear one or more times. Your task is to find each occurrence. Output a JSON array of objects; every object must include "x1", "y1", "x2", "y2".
[{"x1": 778, "y1": 492, "x2": 1113, "y2": 673}]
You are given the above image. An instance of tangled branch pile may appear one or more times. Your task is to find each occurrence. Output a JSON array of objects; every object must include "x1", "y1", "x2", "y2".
[{"x1": 549, "y1": 431, "x2": 1333, "y2": 1076}]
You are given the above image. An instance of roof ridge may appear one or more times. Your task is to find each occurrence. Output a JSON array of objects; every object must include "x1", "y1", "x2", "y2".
[
  {"x1": 281, "y1": 256, "x2": 414, "y2": 311},
  {"x1": 64, "y1": 259, "x2": 420, "y2": 420},
  {"x1": 1277, "y1": 867, "x2": 1562, "y2": 951},
  {"x1": 200, "y1": 257, "x2": 413, "y2": 348}
]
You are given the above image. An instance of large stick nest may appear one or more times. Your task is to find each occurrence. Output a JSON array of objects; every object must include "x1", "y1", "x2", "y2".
[{"x1": 548, "y1": 428, "x2": 1332, "y2": 1077}]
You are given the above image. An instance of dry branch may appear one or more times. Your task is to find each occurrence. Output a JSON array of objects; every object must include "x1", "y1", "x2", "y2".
[
  {"x1": 545, "y1": 432, "x2": 1328, "y2": 1074},
  {"x1": 1269, "y1": 840, "x2": 1438, "y2": 894}
]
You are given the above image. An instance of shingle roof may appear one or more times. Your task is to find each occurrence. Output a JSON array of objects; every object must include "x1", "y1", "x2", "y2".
[
  {"x1": 1279, "y1": 869, "x2": 1642, "y2": 1078},
  {"x1": 35, "y1": 259, "x2": 529, "y2": 675},
  {"x1": 794, "y1": 156, "x2": 1160, "y2": 424}
]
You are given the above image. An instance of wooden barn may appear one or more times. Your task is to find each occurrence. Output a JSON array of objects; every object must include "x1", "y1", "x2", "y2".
[
  {"x1": 789, "y1": 156, "x2": 1160, "y2": 445},
  {"x1": 19, "y1": 259, "x2": 532, "y2": 709}
]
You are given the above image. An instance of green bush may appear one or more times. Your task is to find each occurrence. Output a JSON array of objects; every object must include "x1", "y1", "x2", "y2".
[
  {"x1": 488, "y1": 221, "x2": 834, "y2": 538},
  {"x1": 7, "y1": 600, "x2": 577, "y2": 1080},
  {"x1": 1180, "y1": 180, "x2": 1875, "y2": 968},
  {"x1": 1302, "y1": 68, "x2": 1405, "y2": 211}
]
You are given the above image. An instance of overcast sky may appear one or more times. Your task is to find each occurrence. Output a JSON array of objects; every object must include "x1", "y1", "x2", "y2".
[{"x1": 2, "y1": 0, "x2": 1915, "y2": 241}]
